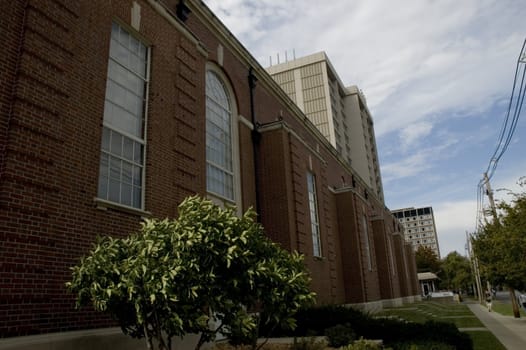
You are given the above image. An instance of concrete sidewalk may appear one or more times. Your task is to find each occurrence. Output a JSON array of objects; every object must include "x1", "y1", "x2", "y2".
[{"x1": 467, "y1": 303, "x2": 526, "y2": 349}]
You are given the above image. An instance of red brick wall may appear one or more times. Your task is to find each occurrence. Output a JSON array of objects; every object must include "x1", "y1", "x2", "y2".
[
  {"x1": 404, "y1": 243, "x2": 420, "y2": 296},
  {"x1": 0, "y1": 0, "x2": 208, "y2": 337},
  {"x1": 372, "y1": 218, "x2": 393, "y2": 300},
  {"x1": 387, "y1": 218, "x2": 403, "y2": 299},
  {"x1": 258, "y1": 127, "x2": 346, "y2": 304},
  {"x1": 257, "y1": 129, "x2": 295, "y2": 250},
  {"x1": 335, "y1": 191, "x2": 365, "y2": 303},
  {"x1": 0, "y1": 1, "x2": 26, "y2": 176},
  {"x1": 0, "y1": 0, "x2": 418, "y2": 338},
  {"x1": 393, "y1": 233, "x2": 409, "y2": 297}
]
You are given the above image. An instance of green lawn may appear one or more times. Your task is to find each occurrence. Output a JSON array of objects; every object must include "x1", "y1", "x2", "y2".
[
  {"x1": 492, "y1": 300, "x2": 526, "y2": 317},
  {"x1": 463, "y1": 331, "x2": 506, "y2": 350},
  {"x1": 379, "y1": 301, "x2": 483, "y2": 328},
  {"x1": 377, "y1": 300, "x2": 505, "y2": 350}
]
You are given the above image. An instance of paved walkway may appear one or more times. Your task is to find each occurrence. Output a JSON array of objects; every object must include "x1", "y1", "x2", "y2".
[{"x1": 467, "y1": 303, "x2": 526, "y2": 349}]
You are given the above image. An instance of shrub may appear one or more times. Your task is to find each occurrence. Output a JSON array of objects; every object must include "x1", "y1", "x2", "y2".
[
  {"x1": 67, "y1": 196, "x2": 315, "y2": 350},
  {"x1": 375, "y1": 320, "x2": 472, "y2": 350},
  {"x1": 291, "y1": 337, "x2": 327, "y2": 350},
  {"x1": 324, "y1": 323, "x2": 356, "y2": 347},
  {"x1": 269, "y1": 305, "x2": 368, "y2": 337},
  {"x1": 390, "y1": 340, "x2": 455, "y2": 350},
  {"x1": 341, "y1": 338, "x2": 383, "y2": 350},
  {"x1": 264, "y1": 304, "x2": 473, "y2": 350}
]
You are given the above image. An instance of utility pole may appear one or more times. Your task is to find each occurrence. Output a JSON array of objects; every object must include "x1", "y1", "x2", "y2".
[
  {"x1": 467, "y1": 231, "x2": 483, "y2": 303},
  {"x1": 482, "y1": 172, "x2": 521, "y2": 318},
  {"x1": 482, "y1": 173, "x2": 497, "y2": 297},
  {"x1": 483, "y1": 172, "x2": 498, "y2": 222}
]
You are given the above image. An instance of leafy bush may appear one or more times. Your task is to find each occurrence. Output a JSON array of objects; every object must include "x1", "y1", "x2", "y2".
[
  {"x1": 67, "y1": 196, "x2": 315, "y2": 350},
  {"x1": 324, "y1": 323, "x2": 356, "y2": 347},
  {"x1": 341, "y1": 338, "x2": 383, "y2": 350},
  {"x1": 262, "y1": 305, "x2": 368, "y2": 337},
  {"x1": 371, "y1": 320, "x2": 472, "y2": 350},
  {"x1": 264, "y1": 305, "x2": 473, "y2": 350},
  {"x1": 390, "y1": 340, "x2": 455, "y2": 350},
  {"x1": 291, "y1": 337, "x2": 327, "y2": 350}
]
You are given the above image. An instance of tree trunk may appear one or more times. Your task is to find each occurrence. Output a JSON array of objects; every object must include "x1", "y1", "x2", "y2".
[
  {"x1": 509, "y1": 287, "x2": 521, "y2": 318},
  {"x1": 195, "y1": 333, "x2": 207, "y2": 350},
  {"x1": 144, "y1": 324, "x2": 154, "y2": 350}
]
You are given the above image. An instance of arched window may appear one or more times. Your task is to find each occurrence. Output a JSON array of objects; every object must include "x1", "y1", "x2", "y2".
[{"x1": 205, "y1": 69, "x2": 238, "y2": 205}]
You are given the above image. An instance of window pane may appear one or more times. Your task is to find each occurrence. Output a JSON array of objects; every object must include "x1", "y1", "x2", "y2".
[
  {"x1": 133, "y1": 165, "x2": 142, "y2": 186},
  {"x1": 98, "y1": 176, "x2": 108, "y2": 199},
  {"x1": 111, "y1": 22, "x2": 119, "y2": 38},
  {"x1": 225, "y1": 172, "x2": 233, "y2": 199},
  {"x1": 110, "y1": 131, "x2": 123, "y2": 156},
  {"x1": 130, "y1": 36, "x2": 139, "y2": 54},
  {"x1": 122, "y1": 161, "x2": 133, "y2": 184},
  {"x1": 307, "y1": 172, "x2": 321, "y2": 257},
  {"x1": 105, "y1": 102, "x2": 140, "y2": 137},
  {"x1": 136, "y1": 98, "x2": 144, "y2": 116},
  {"x1": 109, "y1": 179, "x2": 120, "y2": 202},
  {"x1": 121, "y1": 183, "x2": 132, "y2": 206},
  {"x1": 99, "y1": 153, "x2": 109, "y2": 177},
  {"x1": 134, "y1": 142, "x2": 143, "y2": 164},
  {"x1": 139, "y1": 44, "x2": 147, "y2": 60},
  {"x1": 123, "y1": 137, "x2": 134, "y2": 161},
  {"x1": 206, "y1": 71, "x2": 234, "y2": 201},
  {"x1": 98, "y1": 22, "x2": 147, "y2": 209},
  {"x1": 133, "y1": 186, "x2": 141, "y2": 208},
  {"x1": 109, "y1": 156, "x2": 121, "y2": 180},
  {"x1": 101, "y1": 127, "x2": 110, "y2": 151},
  {"x1": 118, "y1": 27, "x2": 130, "y2": 47}
]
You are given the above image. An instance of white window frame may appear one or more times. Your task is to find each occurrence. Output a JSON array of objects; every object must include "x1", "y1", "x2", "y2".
[
  {"x1": 307, "y1": 172, "x2": 322, "y2": 257},
  {"x1": 97, "y1": 21, "x2": 150, "y2": 210},
  {"x1": 205, "y1": 63, "x2": 241, "y2": 210}
]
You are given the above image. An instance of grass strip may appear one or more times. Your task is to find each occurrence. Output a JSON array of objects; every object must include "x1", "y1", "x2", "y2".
[{"x1": 378, "y1": 300, "x2": 506, "y2": 350}]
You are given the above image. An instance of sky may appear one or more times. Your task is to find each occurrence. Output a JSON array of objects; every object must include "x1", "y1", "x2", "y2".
[{"x1": 202, "y1": 0, "x2": 526, "y2": 257}]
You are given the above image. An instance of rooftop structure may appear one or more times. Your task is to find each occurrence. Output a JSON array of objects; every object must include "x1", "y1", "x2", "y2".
[
  {"x1": 392, "y1": 207, "x2": 441, "y2": 258},
  {"x1": 267, "y1": 52, "x2": 384, "y2": 202}
]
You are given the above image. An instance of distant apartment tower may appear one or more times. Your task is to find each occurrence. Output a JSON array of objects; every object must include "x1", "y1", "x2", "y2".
[
  {"x1": 392, "y1": 207, "x2": 441, "y2": 258},
  {"x1": 266, "y1": 52, "x2": 384, "y2": 202}
]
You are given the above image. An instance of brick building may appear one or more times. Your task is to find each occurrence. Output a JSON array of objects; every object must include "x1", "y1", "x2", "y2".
[{"x1": 0, "y1": 1, "x2": 419, "y2": 349}]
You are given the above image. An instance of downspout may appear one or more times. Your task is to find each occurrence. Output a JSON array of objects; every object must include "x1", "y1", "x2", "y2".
[{"x1": 248, "y1": 67, "x2": 261, "y2": 222}]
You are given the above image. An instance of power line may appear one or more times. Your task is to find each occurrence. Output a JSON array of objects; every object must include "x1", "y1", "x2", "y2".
[
  {"x1": 485, "y1": 39, "x2": 526, "y2": 181},
  {"x1": 476, "y1": 38, "x2": 526, "y2": 234}
]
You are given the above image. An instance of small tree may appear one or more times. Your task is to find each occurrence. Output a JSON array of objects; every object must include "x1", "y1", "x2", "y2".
[
  {"x1": 473, "y1": 185, "x2": 526, "y2": 318},
  {"x1": 439, "y1": 251, "x2": 472, "y2": 292},
  {"x1": 67, "y1": 196, "x2": 315, "y2": 349},
  {"x1": 414, "y1": 245, "x2": 441, "y2": 273}
]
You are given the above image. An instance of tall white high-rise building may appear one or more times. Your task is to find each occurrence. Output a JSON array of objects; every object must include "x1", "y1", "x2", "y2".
[
  {"x1": 266, "y1": 52, "x2": 384, "y2": 202},
  {"x1": 391, "y1": 207, "x2": 441, "y2": 258}
]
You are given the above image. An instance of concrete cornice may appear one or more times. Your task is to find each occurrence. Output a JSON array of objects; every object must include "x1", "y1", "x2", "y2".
[
  {"x1": 257, "y1": 120, "x2": 327, "y2": 165},
  {"x1": 146, "y1": 0, "x2": 208, "y2": 57}
]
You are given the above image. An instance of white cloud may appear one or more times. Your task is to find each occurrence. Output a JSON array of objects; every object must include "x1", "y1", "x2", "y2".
[
  {"x1": 399, "y1": 122, "x2": 433, "y2": 150},
  {"x1": 381, "y1": 152, "x2": 432, "y2": 181},
  {"x1": 204, "y1": 0, "x2": 525, "y2": 139},
  {"x1": 381, "y1": 135, "x2": 458, "y2": 182},
  {"x1": 434, "y1": 200, "x2": 477, "y2": 257},
  {"x1": 202, "y1": 0, "x2": 526, "y2": 258}
]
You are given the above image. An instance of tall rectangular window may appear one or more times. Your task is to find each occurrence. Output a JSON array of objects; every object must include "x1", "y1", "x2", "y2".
[
  {"x1": 307, "y1": 172, "x2": 322, "y2": 257},
  {"x1": 98, "y1": 22, "x2": 149, "y2": 209},
  {"x1": 362, "y1": 215, "x2": 372, "y2": 271}
]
